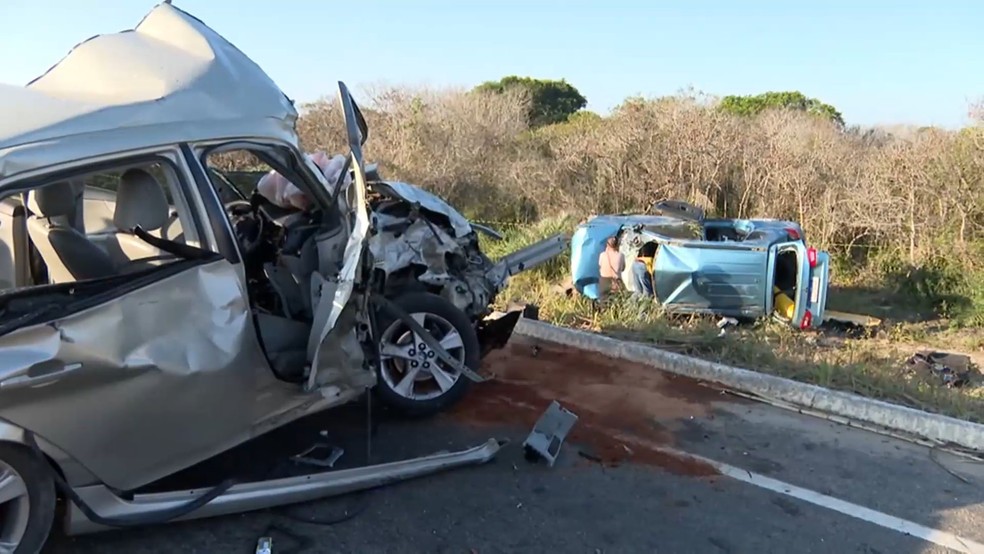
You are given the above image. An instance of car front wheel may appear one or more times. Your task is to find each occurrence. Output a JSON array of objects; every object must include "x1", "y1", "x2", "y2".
[
  {"x1": 374, "y1": 293, "x2": 479, "y2": 417},
  {"x1": 0, "y1": 443, "x2": 56, "y2": 554}
]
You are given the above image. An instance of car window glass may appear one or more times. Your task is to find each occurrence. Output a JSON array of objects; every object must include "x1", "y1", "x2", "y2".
[
  {"x1": 203, "y1": 146, "x2": 312, "y2": 221},
  {"x1": 205, "y1": 150, "x2": 273, "y2": 202},
  {"x1": 0, "y1": 156, "x2": 210, "y2": 290}
]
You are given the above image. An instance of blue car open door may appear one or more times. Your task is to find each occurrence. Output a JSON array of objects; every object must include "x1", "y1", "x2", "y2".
[{"x1": 652, "y1": 240, "x2": 770, "y2": 318}]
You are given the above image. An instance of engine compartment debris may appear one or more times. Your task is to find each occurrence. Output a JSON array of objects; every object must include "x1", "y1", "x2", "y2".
[{"x1": 368, "y1": 179, "x2": 568, "y2": 322}]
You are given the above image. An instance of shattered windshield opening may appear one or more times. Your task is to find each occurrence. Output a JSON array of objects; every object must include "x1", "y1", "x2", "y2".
[{"x1": 644, "y1": 220, "x2": 704, "y2": 241}]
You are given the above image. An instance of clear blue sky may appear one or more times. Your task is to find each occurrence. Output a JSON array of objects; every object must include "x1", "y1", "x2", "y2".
[{"x1": 1, "y1": 0, "x2": 981, "y2": 128}]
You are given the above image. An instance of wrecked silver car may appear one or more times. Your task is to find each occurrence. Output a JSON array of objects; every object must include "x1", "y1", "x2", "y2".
[
  {"x1": 0, "y1": 4, "x2": 560, "y2": 552},
  {"x1": 204, "y1": 163, "x2": 568, "y2": 414}
]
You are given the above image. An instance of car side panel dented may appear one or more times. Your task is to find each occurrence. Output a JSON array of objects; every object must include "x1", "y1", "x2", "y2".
[{"x1": 0, "y1": 259, "x2": 326, "y2": 491}]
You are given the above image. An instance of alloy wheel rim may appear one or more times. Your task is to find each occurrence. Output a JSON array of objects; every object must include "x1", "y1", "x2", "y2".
[
  {"x1": 0, "y1": 460, "x2": 30, "y2": 554},
  {"x1": 378, "y1": 311, "x2": 466, "y2": 401}
]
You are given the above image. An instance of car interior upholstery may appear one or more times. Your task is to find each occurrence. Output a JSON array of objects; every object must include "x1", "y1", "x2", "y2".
[
  {"x1": 26, "y1": 181, "x2": 118, "y2": 284},
  {"x1": 104, "y1": 168, "x2": 176, "y2": 264},
  {"x1": 11, "y1": 163, "x2": 200, "y2": 286}
]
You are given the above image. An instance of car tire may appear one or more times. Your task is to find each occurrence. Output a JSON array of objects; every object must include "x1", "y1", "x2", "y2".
[
  {"x1": 373, "y1": 292, "x2": 479, "y2": 418},
  {"x1": 0, "y1": 442, "x2": 56, "y2": 554}
]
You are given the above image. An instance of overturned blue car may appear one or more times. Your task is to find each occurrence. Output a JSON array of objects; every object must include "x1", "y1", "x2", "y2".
[{"x1": 570, "y1": 200, "x2": 831, "y2": 330}]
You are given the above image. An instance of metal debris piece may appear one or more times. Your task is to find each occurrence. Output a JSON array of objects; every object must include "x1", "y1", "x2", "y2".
[
  {"x1": 823, "y1": 309, "x2": 882, "y2": 328},
  {"x1": 905, "y1": 350, "x2": 977, "y2": 388},
  {"x1": 505, "y1": 301, "x2": 540, "y2": 321},
  {"x1": 523, "y1": 401, "x2": 579, "y2": 467},
  {"x1": 477, "y1": 310, "x2": 523, "y2": 359},
  {"x1": 716, "y1": 317, "x2": 738, "y2": 337},
  {"x1": 255, "y1": 536, "x2": 272, "y2": 554},
  {"x1": 291, "y1": 439, "x2": 345, "y2": 468},
  {"x1": 578, "y1": 449, "x2": 602, "y2": 463}
]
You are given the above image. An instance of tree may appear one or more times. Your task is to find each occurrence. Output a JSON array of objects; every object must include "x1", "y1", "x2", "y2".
[
  {"x1": 475, "y1": 76, "x2": 587, "y2": 127},
  {"x1": 565, "y1": 110, "x2": 602, "y2": 125},
  {"x1": 718, "y1": 91, "x2": 844, "y2": 127}
]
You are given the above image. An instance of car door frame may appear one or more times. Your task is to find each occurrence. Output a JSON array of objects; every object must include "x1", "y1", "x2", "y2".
[
  {"x1": 186, "y1": 135, "x2": 374, "y2": 376},
  {"x1": 765, "y1": 240, "x2": 812, "y2": 327},
  {"x1": 645, "y1": 231, "x2": 772, "y2": 318},
  {"x1": 298, "y1": 82, "x2": 371, "y2": 394},
  {"x1": 187, "y1": 136, "x2": 374, "y2": 401},
  {"x1": 808, "y1": 250, "x2": 831, "y2": 327}
]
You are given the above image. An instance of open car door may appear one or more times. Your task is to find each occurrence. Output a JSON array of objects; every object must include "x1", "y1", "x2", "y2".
[
  {"x1": 304, "y1": 82, "x2": 372, "y2": 392},
  {"x1": 766, "y1": 240, "x2": 826, "y2": 329},
  {"x1": 653, "y1": 239, "x2": 770, "y2": 319}
]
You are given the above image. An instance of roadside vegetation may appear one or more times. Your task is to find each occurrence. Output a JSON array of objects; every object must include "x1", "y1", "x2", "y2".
[{"x1": 218, "y1": 77, "x2": 984, "y2": 421}]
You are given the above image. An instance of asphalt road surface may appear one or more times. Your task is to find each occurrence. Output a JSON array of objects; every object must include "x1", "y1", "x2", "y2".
[{"x1": 44, "y1": 336, "x2": 984, "y2": 553}]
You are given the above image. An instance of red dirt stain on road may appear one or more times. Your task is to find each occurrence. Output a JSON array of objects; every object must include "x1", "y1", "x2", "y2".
[{"x1": 448, "y1": 336, "x2": 736, "y2": 477}]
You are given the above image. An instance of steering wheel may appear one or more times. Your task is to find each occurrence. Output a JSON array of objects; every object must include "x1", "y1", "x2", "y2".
[
  {"x1": 225, "y1": 199, "x2": 266, "y2": 258},
  {"x1": 224, "y1": 199, "x2": 254, "y2": 217}
]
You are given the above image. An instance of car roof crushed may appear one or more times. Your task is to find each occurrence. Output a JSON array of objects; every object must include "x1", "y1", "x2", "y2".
[{"x1": 0, "y1": 2, "x2": 298, "y2": 181}]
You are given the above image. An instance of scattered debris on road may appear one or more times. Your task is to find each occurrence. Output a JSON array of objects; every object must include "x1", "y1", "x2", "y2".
[
  {"x1": 255, "y1": 536, "x2": 273, "y2": 554},
  {"x1": 523, "y1": 400, "x2": 579, "y2": 467},
  {"x1": 451, "y1": 338, "x2": 722, "y2": 476},
  {"x1": 290, "y1": 431, "x2": 345, "y2": 468}
]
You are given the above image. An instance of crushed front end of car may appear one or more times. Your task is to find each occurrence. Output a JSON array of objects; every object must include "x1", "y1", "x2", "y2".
[{"x1": 365, "y1": 172, "x2": 568, "y2": 350}]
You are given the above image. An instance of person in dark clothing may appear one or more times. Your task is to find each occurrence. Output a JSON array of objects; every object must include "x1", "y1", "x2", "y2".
[{"x1": 630, "y1": 242, "x2": 658, "y2": 297}]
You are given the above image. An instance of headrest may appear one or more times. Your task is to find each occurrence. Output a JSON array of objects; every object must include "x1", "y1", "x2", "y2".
[
  {"x1": 28, "y1": 182, "x2": 77, "y2": 218},
  {"x1": 114, "y1": 168, "x2": 168, "y2": 232}
]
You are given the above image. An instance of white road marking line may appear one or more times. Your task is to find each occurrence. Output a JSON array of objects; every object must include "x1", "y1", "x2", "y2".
[{"x1": 662, "y1": 445, "x2": 984, "y2": 554}]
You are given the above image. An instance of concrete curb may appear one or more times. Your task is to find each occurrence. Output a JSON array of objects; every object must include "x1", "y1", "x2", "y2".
[{"x1": 512, "y1": 318, "x2": 984, "y2": 454}]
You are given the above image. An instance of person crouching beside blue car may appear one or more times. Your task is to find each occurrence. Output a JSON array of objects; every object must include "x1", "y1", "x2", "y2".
[{"x1": 631, "y1": 242, "x2": 658, "y2": 298}]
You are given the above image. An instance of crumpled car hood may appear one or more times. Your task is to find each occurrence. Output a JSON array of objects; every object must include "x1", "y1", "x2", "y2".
[
  {"x1": 371, "y1": 181, "x2": 474, "y2": 238},
  {"x1": 368, "y1": 180, "x2": 500, "y2": 318}
]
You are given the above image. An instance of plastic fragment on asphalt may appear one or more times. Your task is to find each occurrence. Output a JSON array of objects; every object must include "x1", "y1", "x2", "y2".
[
  {"x1": 290, "y1": 433, "x2": 345, "y2": 468},
  {"x1": 255, "y1": 536, "x2": 272, "y2": 554},
  {"x1": 523, "y1": 401, "x2": 579, "y2": 467}
]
